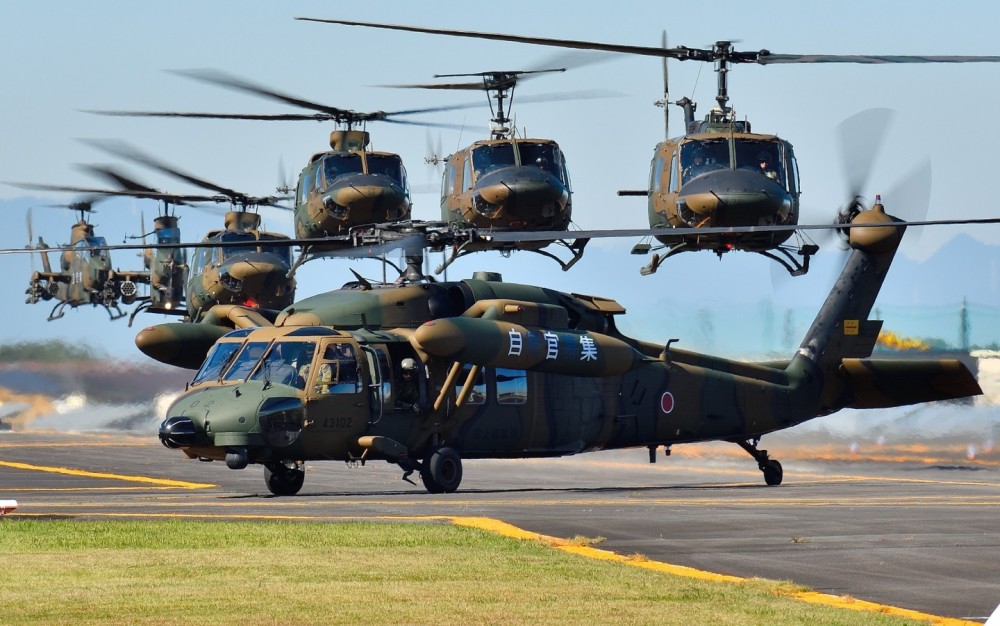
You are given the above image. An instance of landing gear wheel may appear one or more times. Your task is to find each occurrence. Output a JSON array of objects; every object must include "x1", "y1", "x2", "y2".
[
  {"x1": 734, "y1": 438, "x2": 784, "y2": 487},
  {"x1": 264, "y1": 462, "x2": 305, "y2": 496},
  {"x1": 420, "y1": 447, "x2": 463, "y2": 494},
  {"x1": 761, "y1": 459, "x2": 783, "y2": 486}
]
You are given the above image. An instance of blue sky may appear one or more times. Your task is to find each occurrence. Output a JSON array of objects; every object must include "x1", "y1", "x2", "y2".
[{"x1": 1, "y1": 1, "x2": 999, "y2": 359}]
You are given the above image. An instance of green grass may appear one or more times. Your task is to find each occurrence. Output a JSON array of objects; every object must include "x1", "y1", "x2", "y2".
[{"x1": 0, "y1": 519, "x2": 928, "y2": 625}]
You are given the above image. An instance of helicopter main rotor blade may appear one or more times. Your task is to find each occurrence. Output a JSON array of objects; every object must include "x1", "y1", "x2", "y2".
[
  {"x1": 4, "y1": 180, "x2": 225, "y2": 204},
  {"x1": 84, "y1": 110, "x2": 347, "y2": 122},
  {"x1": 2, "y1": 216, "x2": 999, "y2": 258},
  {"x1": 298, "y1": 18, "x2": 1000, "y2": 66},
  {"x1": 169, "y1": 69, "x2": 355, "y2": 119},
  {"x1": 80, "y1": 139, "x2": 286, "y2": 209}
]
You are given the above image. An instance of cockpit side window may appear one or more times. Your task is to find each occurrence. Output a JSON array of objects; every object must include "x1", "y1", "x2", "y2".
[
  {"x1": 297, "y1": 169, "x2": 312, "y2": 205},
  {"x1": 313, "y1": 342, "x2": 361, "y2": 394},
  {"x1": 192, "y1": 342, "x2": 242, "y2": 384}
]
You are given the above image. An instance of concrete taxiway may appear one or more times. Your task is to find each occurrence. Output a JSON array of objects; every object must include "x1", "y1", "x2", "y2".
[{"x1": 1, "y1": 430, "x2": 998, "y2": 623}]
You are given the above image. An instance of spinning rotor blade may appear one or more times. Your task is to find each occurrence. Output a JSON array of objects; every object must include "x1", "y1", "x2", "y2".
[
  {"x1": 87, "y1": 69, "x2": 491, "y2": 130},
  {"x1": 299, "y1": 18, "x2": 1000, "y2": 66},
  {"x1": 79, "y1": 139, "x2": 287, "y2": 209}
]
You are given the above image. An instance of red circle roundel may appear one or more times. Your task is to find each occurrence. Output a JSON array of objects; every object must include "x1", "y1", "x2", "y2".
[{"x1": 660, "y1": 391, "x2": 675, "y2": 414}]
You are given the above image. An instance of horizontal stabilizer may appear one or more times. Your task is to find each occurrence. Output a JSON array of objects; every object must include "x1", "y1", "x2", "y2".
[{"x1": 840, "y1": 358, "x2": 982, "y2": 409}]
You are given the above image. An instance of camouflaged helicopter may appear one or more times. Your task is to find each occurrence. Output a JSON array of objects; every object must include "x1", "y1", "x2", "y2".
[
  {"x1": 301, "y1": 18, "x2": 1000, "y2": 276},
  {"x1": 79, "y1": 139, "x2": 297, "y2": 325},
  {"x1": 387, "y1": 68, "x2": 587, "y2": 274},
  {"x1": 18, "y1": 199, "x2": 148, "y2": 321},
  {"x1": 151, "y1": 201, "x2": 982, "y2": 496},
  {"x1": 88, "y1": 69, "x2": 480, "y2": 247}
]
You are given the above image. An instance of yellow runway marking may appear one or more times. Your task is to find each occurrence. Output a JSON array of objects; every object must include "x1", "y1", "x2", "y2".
[
  {"x1": 450, "y1": 516, "x2": 978, "y2": 626},
  {"x1": 0, "y1": 460, "x2": 215, "y2": 489}
]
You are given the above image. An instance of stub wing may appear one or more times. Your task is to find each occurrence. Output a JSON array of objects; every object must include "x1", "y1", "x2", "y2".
[{"x1": 840, "y1": 358, "x2": 982, "y2": 409}]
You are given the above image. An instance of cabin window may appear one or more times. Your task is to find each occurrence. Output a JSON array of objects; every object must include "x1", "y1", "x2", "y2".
[
  {"x1": 649, "y1": 156, "x2": 664, "y2": 192},
  {"x1": 367, "y1": 154, "x2": 405, "y2": 186},
  {"x1": 456, "y1": 364, "x2": 486, "y2": 405},
  {"x1": 788, "y1": 150, "x2": 800, "y2": 195},
  {"x1": 443, "y1": 163, "x2": 457, "y2": 196},
  {"x1": 495, "y1": 368, "x2": 527, "y2": 405},
  {"x1": 297, "y1": 170, "x2": 312, "y2": 204},
  {"x1": 668, "y1": 153, "x2": 679, "y2": 193},
  {"x1": 560, "y1": 153, "x2": 572, "y2": 191},
  {"x1": 192, "y1": 342, "x2": 242, "y2": 384},
  {"x1": 462, "y1": 156, "x2": 473, "y2": 190}
]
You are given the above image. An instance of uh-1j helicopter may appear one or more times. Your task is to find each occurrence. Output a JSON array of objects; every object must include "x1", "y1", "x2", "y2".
[
  {"x1": 151, "y1": 202, "x2": 982, "y2": 496},
  {"x1": 20, "y1": 200, "x2": 146, "y2": 321},
  {"x1": 386, "y1": 68, "x2": 585, "y2": 273},
  {"x1": 88, "y1": 69, "x2": 479, "y2": 246},
  {"x1": 300, "y1": 18, "x2": 1000, "y2": 276}
]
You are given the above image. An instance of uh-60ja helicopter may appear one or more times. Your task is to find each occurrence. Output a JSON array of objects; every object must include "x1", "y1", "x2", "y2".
[
  {"x1": 299, "y1": 18, "x2": 1000, "y2": 276},
  {"x1": 152, "y1": 201, "x2": 983, "y2": 496}
]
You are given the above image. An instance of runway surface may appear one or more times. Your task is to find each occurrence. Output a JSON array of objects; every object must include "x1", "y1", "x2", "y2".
[{"x1": 2, "y1": 430, "x2": 998, "y2": 623}]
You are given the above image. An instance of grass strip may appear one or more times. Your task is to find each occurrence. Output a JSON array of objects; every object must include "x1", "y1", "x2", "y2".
[{"x1": 0, "y1": 519, "x2": 938, "y2": 625}]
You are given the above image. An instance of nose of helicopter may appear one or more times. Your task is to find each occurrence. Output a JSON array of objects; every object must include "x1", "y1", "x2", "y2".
[
  {"x1": 472, "y1": 167, "x2": 570, "y2": 225},
  {"x1": 678, "y1": 169, "x2": 791, "y2": 226},
  {"x1": 323, "y1": 174, "x2": 408, "y2": 223}
]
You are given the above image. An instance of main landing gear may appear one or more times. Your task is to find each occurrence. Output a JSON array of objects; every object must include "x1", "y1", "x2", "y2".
[
  {"x1": 400, "y1": 446, "x2": 464, "y2": 494},
  {"x1": 735, "y1": 438, "x2": 783, "y2": 486}
]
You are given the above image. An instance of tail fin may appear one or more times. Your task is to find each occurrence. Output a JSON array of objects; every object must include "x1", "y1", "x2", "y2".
[{"x1": 787, "y1": 203, "x2": 981, "y2": 413}]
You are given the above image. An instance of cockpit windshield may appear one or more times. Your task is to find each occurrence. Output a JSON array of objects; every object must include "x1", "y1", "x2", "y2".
[
  {"x1": 157, "y1": 227, "x2": 181, "y2": 244},
  {"x1": 323, "y1": 154, "x2": 364, "y2": 182},
  {"x1": 222, "y1": 341, "x2": 270, "y2": 382},
  {"x1": 518, "y1": 142, "x2": 564, "y2": 181},
  {"x1": 366, "y1": 154, "x2": 406, "y2": 187},
  {"x1": 471, "y1": 143, "x2": 516, "y2": 176},
  {"x1": 192, "y1": 342, "x2": 242, "y2": 384},
  {"x1": 80, "y1": 236, "x2": 109, "y2": 260},
  {"x1": 249, "y1": 341, "x2": 317, "y2": 390},
  {"x1": 680, "y1": 140, "x2": 728, "y2": 183},
  {"x1": 734, "y1": 139, "x2": 785, "y2": 186}
]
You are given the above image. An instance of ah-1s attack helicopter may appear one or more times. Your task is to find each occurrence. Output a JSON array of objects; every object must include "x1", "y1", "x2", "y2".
[
  {"x1": 154, "y1": 201, "x2": 981, "y2": 496},
  {"x1": 19, "y1": 199, "x2": 148, "y2": 321},
  {"x1": 299, "y1": 18, "x2": 1000, "y2": 276}
]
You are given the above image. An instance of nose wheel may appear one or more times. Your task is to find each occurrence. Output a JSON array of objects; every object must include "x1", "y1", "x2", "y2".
[
  {"x1": 264, "y1": 461, "x2": 305, "y2": 496},
  {"x1": 734, "y1": 438, "x2": 783, "y2": 486}
]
